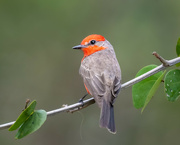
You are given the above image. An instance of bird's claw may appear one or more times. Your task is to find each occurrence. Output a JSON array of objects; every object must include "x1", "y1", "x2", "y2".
[
  {"x1": 79, "y1": 98, "x2": 85, "y2": 107},
  {"x1": 78, "y1": 93, "x2": 88, "y2": 107}
]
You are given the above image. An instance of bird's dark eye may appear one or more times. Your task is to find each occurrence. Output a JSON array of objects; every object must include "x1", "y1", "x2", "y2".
[{"x1": 90, "y1": 40, "x2": 96, "y2": 45}]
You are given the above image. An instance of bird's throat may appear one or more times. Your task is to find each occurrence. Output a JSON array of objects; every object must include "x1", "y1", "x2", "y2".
[{"x1": 82, "y1": 45, "x2": 106, "y2": 58}]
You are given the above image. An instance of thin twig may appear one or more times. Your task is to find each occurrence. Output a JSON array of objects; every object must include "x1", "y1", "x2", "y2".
[
  {"x1": 0, "y1": 54, "x2": 180, "y2": 130},
  {"x1": 152, "y1": 51, "x2": 170, "y2": 66}
]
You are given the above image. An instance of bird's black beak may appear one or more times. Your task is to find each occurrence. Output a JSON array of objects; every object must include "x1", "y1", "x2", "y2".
[{"x1": 72, "y1": 45, "x2": 86, "y2": 49}]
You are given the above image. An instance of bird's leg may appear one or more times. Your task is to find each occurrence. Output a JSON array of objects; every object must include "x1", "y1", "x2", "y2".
[{"x1": 79, "y1": 93, "x2": 88, "y2": 106}]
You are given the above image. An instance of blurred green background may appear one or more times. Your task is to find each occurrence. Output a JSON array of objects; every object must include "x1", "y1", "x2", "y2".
[{"x1": 0, "y1": 0, "x2": 180, "y2": 145}]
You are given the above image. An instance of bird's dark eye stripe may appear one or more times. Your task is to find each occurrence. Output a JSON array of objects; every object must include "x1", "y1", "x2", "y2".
[{"x1": 90, "y1": 40, "x2": 96, "y2": 45}]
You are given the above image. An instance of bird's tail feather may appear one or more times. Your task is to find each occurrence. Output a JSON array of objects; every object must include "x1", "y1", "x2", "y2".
[{"x1": 100, "y1": 99, "x2": 116, "y2": 134}]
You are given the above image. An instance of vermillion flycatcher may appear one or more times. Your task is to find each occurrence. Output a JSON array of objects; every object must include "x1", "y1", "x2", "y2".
[{"x1": 73, "y1": 34, "x2": 121, "y2": 134}]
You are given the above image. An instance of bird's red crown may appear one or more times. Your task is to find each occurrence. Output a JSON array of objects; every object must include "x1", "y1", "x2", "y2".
[{"x1": 81, "y1": 34, "x2": 105, "y2": 45}]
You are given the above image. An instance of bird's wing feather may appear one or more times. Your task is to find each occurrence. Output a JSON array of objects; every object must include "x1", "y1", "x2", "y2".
[
  {"x1": 79, "y1": 64, "x2": 106, "y2": 107},
  {"x1": 112, "y1": 77, "x2": 121, "y2": 97}
]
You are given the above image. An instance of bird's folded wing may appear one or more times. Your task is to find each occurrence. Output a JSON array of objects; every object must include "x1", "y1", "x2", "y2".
[
  {"x1": 79, "y1": 65, "x2": 106, "y2": 107},
  {"x1": 80, "y1": 65, "x2": 106, "y2": 95}
]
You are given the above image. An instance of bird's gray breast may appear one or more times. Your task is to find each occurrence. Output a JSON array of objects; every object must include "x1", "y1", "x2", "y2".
[{"x1": 80, "y1": 49, "x2": 121, "y2": 92}]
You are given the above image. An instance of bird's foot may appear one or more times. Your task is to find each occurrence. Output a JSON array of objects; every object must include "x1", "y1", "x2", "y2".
[{"x1": 79, "y1": 93, "x2": 88, "y2": 106}]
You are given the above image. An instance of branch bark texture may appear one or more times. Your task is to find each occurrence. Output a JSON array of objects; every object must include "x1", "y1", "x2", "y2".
[{"x1": 0, "y1": 53, "x2": 180, "y2": 130}]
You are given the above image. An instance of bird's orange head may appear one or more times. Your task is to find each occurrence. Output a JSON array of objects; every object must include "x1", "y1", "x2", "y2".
[{"x1": 73, "y1": 34, "x2": 106, "y2": 57}]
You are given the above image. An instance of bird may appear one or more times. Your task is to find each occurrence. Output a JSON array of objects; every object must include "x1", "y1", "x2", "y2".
[{"x1": 72, "y1": 34, "x2": 121, "y2": 134}]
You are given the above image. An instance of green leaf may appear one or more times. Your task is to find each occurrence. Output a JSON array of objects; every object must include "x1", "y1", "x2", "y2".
[
  {"x1": 141, "y1": 71, "x2": 166, "y2": 112},
  {"x1": 176, "y1": 38, "x2": 180, "y2": 57},
  {"x1": 176, "y1": 38, "x2": 180, "y2": 67},
  {"x1": 132, "y1": 65, "x2": 163, "y2": 110},
  {"x1": 9, "y1": 100, "x2": 37, "y2": 131},
  {"x1": 176, "y1": 63, "x2": 180, "y2": 67},
  {"x1": 15, "y1": 110, "x2": 47, "y2": 139},
  {"x1": 164, "y1": 69, "x2": 180, "y2": 102}
]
